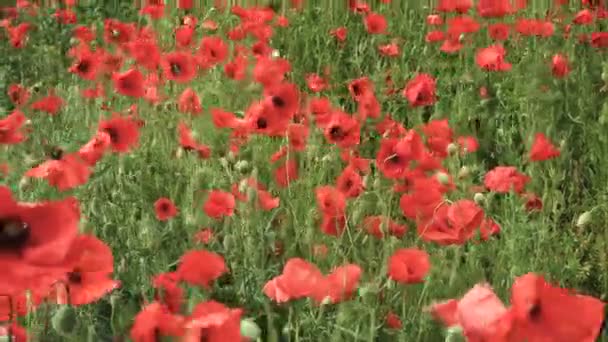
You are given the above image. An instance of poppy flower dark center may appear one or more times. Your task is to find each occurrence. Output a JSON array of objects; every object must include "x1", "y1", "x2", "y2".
[
  {"x1": 67, "y1": 270, "x2": 83, "y2": 284},
  {"x1": 50, "y1": 147, "x2": 64, "y2": 160},
  {"x1": 256, "y1": 117, "x2": 268, "y2": 129},
  {"x1": 271, "y1": 96, "x2": 285, "y2": 108},
  {"x1": 104, "y1": 128, "x2": 120, "y2": 143},
  {"x1": 388, "y1": 154, "x2": 401, "y2": 164},
  {"x1": 160, "y1": 202, "x2": 170, "y2": 212},
  {"x1": 120, "y1": 77, "x2": 134, "y2": 91},
  {"x1": 529, "y1": 302, "x2": 542, "y2": 321},
  {"x1": 170, "y1": 62, "x2": 181, "y2": 76},
  {"x1": 77, "y1": 60, "x2": 90, "y2": 73},
  {"x1": 209, "y1": 49, "x2": 217, "y2": 58},
  {"x1": 352, "y1": 84, "x2": 361, "y2": 96},
  {"x1": 0, "y1": 217, "x2": 30, "y2": 250},
  {"x1": 345, "y1": 179, "x2": 353, "y2": 188},
  {"x1": 329, "y1": 126, "x2": 345, "y2": 140}
]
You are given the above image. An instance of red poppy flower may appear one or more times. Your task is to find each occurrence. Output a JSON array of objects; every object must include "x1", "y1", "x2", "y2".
[
  {"x1": 403, "y1": 73, "x2": 437, "y2": 107},
  {"x1": 437, "y1": 0, "x2": 472, "y2": 13},
  {"x1": 573, "y1": 9, "x2": 594, "y2": 25},
  {"x1": 386, "y1": 311, "x2": 403, "y2": 330},
  {"x1": 178, "y1": 122, "x2": 211, "y2": 159},
  {"x1": 25, "y1": 153, "x2": 91, "y2": 191},
  {"x1": 253, "y1": 56, "x2": 291, "y2": 87},
  {"x1": 457, "y1": 136, "x2": 479, "y2": 154},
  {"x1": 130, "y1": 302, "x2": 185, "y2": 341},
  {"x1": 362, "y1": 215, "x2": 408, "y2": 239},
  {"x1": 479, "y1": 218, "x2": 501, "y2": 241},
  {"x1": 0, "y1": 323, "x2": 28, "y2": 342},
  {"x1": 400, "y1": 176, "x2": 445, "y2": 221},
  {"x1": 264, "y1": 258, "x2": 324, "y2": 303},
  {"x1": 112, "y1": 68, "x2": 145, "y2": 98},
  {"x1": 316, "y1": 186, "x2": 346, "y2": 218},
  {"x1": 287, "y1": 123, "x2": 309, "y2": 152},
  {"x1": 31, "y1": 93, "x2": 64, "y2": 115},
  {"x1": 224, "y1": 55, "x2": 248, "y2": 80},
  {"x1": 175, "y1": 25, "x2": 195, "y2": 48},
  {"x1": 387, "y1": 248, "x2": 431, "y2": 284},
  {"x1": 306, "y1": 73, "x2": 328, "y2": 92},
  {"x1": 203, "y1": 190, "x2": 235, "y2": 219},
  {"x1": 154, "y1": 198, "x2": 178, "y2": 221},
  {"x1": 103, "y1": 19, "x2": 135, "y2": 45},
  {"x1": 52, "y1": 235, "x2": 119, "y2": 306},
  {"x1": 7, "y1": 84, "x2": 30, "y2": 107},
  {"x1": 331, "y1": 27, "x2": 347, "y2": 42},
  {"x1": 177, "y1": 250, "x2": 227, "y2": 289},
  {"x1": 336, "y1": 166, "x2": 365, "y2": 198},
  {"x1": 98, "y1": 114, "x2": 140, "y2": 153},
  {"x1": 529, "y1": 133, "x2": 560, "y2": 161},
  {"x1": 376, "y1": 131, "x2": 425, "y2": 179},
  {"x1": 509, "y1": 273, "x2": 605, "y2": 342},
  {"x1": 197, "y1": 36, "x2": 228, "y2": 69},
  {"x1": 423, "y1": 119, "x2": 453, "y2": 158},
  {"x1": 364, "y1": 13, "x2": 387, "y2": 34},
  {"x1": 177, "y1": 88, "x2": 202, "y2": 115},
  {"x1": 476, "y1": 0, "x2": 514, "y2": 18},
  {"x1": 257, "y1": 189, "x2": 280, "y2": 211},
  {"x1": 590, "y1": 32, "x2": 608, "y2": 48},
  {"x1": 194, "y1": 228, "x2": 214, "y2": 245},
  {"x1": 484, "y1": 166, "x2": 530, "y2": 193},
  {"x1": 185, "y1": 301, "x2": 242, "y2": 341},
  {"x1": 162, "y1": 51, "x2": 197, "y2": 83},
  {"x1": 274, "y1": 158, "x2": 299, "y2": 187},
  {"x1": 313, "y1": 264, "x2": 362, "y2": 304},
  {"x1": 447, "y1": 15, "x2": 481, "y2": 37},
  {"x1": 378, "y1": 42, "x2": 400, "y2": 57},
  {"x1": 417, "y1": 200, "x2": 484, "y2": 246},
  {"x1": 127, "y1": 39, "x2": 161, "y2": 71},
  {"x1": 551, "y1": 54, "x2": 570, "y2": 78},
  {"x1": 263, "y1": 81, "x2": 300, "y2": 119},
  {"x1": 78, "y1": 131, "x2": 111, "y2": 166},
  {"x1": 68, "y1": 47, "x2": 101, "y2": 81},
  {"x1": 456, "y1": 284, "x2": 512, "y2": 341},
  {"x1": 488, "y1": 23, "x2": 510, "y2": 41},
  {"x1": 320, "y1": 214, "x2": 347, "y2": 236},
  {"x1": 476, "y1": 45, "x2": 512, "y2": 71},
  {"x1": 210, "y1": 108, "x2": 240, "y2": 129},
  {"x1": 7, "y1": 23, "x2": 31, "y2": 48},
  {"x1": 323, "y1": 111, "x2": 361, "y2": 148},
  {"x1": 0, "y1": 110, "x2": 27, "y2": 145},
  {"x1": 0, "y1": 186, "x2": 80, "y2": 295}
]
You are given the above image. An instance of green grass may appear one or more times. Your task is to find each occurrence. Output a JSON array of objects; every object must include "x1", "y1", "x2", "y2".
[{"x1": 1, "y1": 1, "x2": 608, "y2": 341}]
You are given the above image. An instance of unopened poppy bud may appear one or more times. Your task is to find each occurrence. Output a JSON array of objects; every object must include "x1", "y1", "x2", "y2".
[
  {"x1": 223, "y1": 235, "x2": 235, "y2": 250},
  {"x1": 240, "y1": 319, "x2": 261, "y2": 340},
  {"x1": 235, "y1": 160, "x2": 250, "y2": 173},
  {"x1": 445, "y1": 326, "x2": 465, "y2": 342},
  {"x1": 238, "y1": 178, "x2": 249, "y2": 194},
  {"x1": 52, "y1": 305, "x2": 78, "y2": 337},
  {"x1": 447, "y1": 143, "x2": 459, "y2": 156},
  {"x1": 321, "y1": 154, "x2": 333, "y2": 163},
  {"x1": 226, "y1": 151, "x2": 236, "y2": 163},
  {"x1": 457, "y1": 166, "x2": 470, "y2": 179},
  {"x1": 175, "y1": 147, "x2": 184, "y2": 159},
  {"x1": 219, "y1": 157, "x2": 229, "y2": 169},
  {"x1": 271, "y1": 49, "x2": 280, "y2": 58},
  {"x1": 576, "y1": 211, "x2": 592, "y2": 228},
  {"x1": 474, "y1": 192, "x2": 485, "y2": 205},
  {"x1": 435, "y1": 171, "x2": 449, "y2": 185}
]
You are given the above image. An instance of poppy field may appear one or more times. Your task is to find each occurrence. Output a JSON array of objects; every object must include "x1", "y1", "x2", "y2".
[{"x1": 2, "y1": 0, "x2": 608, "y2": 341}]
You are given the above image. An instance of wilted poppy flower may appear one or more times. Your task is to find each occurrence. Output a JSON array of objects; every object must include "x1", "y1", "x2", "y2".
[
  {"x1": 529, "y1": 133, "x2": 560, "y2": 161},
  {"x1": 203, "y1": 190, "x2": 235, "y2": 219},
  {"x1": 112, "y1": 68, "x2": 145, "y2": 98},
  {"x1": 162, "y1": 51, "x2": 197, "y2": 84},
  {"x1": 0, "y1": 110, "x2": 27, "y2": 145},
  {"x1": 403, "y1": 73, "x2": 437, "y2": 107},
  {"x1": 98, "y1": 114, "x2": 140, "y2": 153},
  {"x1": 177, "y1": 250, "x2": 227, "y2": 288},
  {"x1": 484, "y1": 166, "x2": 530, "y2": 193},
  {"x1": 31, "y1": 93, "x2": 64, "y2": 115},
  {"x1": 387, "y1": 248, "x2": 431, "y2": 284},
  {"x1": 364, "y1": 13, "x2": 387, "y2": 34},
  {"x1": 154, "y1": 198, "x2": 178, "y2": 221},
  {"x1": 476, "y1": 45, "x2": 512, "y2": 71}
]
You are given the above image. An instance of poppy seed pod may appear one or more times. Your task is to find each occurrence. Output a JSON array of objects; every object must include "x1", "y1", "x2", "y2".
[
  {"x1": 435, "y1": 171, "x2": 450, "y2": 185},
  {"x1": 52, "y1": 305, "x2": 78, "y2": 337},
  {"x1": 240, "y1": 319, "x2": 261, "y2": 340},
  {"x1": 458, "y1": 166, "x2": 471, "y2": 179},
  {"x1": 576, "y1": 211, "x2": 592, "y2": 228},
  {"x1": 447, "y1": 142, "x2": 459, "y2": 156}
]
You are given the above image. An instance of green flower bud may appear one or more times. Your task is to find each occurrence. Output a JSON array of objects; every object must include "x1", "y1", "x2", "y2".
[
  {"x1": 240, "y1": 319, "x2": 261, "y2": 340},
  {"x1": 576, "y1": 211, "x2": 592, "y2": 228}
]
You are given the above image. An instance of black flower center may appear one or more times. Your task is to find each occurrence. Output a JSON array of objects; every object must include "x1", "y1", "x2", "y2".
[
  {"x1": 256, "y1": 117, "x2": 268, "y2": 129},
  {"x1": 329, "y1": 126, "x2": 344, "y2": 140},
  {"x1": 50, "y1": 147, "x2": 64, "y2": 160},
  {"x1": 170, "y1": 62, "x2": 181, "y2": 76},
  {"x1": 271, "y1": 95, "x2": 285, "y2": 108},
  {"x1": 67, "y1": 270, "x2": 83, "y2": 284},
  {"x1": 104, "y1": 128, "x2": 120, "y2": 143},
  {"x1": 0, "y1": 217, "x2": 30, "y2": 251},
  {"x1": 529, "y1": 302, "x2": 542, "y2": 321},
  {"x1": 77, "y1": 60, "x2": 90, "y2": 73},
  {"x1": 387, "y1": 154, "x2": 401, "y2": 164},
  {"x1": 352, "y1": 84, "x2": 361, "y2": 96}
]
